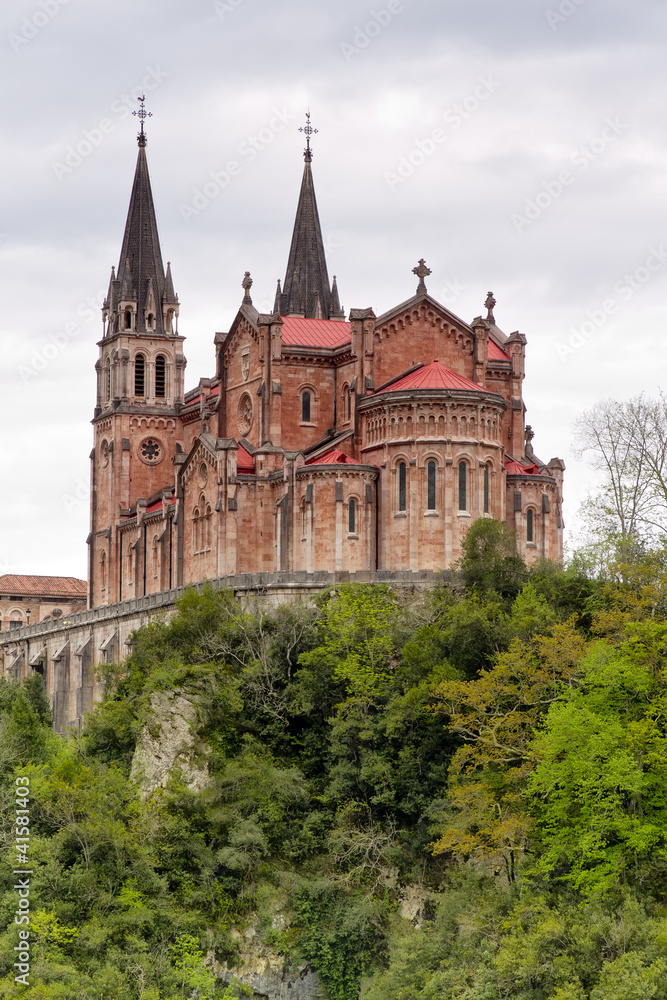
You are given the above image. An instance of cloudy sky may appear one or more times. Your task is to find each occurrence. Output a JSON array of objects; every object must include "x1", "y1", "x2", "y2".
[{"x1": 0, "y1": 0, "x2": 665, "y2": 580}]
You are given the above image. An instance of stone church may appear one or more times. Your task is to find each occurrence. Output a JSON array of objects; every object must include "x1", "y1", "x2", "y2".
[{"x1": 89, "y1": 115, "x2": 564, "y2": 608}]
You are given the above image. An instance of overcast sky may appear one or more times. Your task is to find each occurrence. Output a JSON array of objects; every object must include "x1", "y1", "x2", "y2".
[{"x1": 1, "y1": 0, "x2": 665, "y2": 580}]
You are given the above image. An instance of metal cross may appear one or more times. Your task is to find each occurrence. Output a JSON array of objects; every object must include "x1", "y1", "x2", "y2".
[
  {"x1": 133, "y1": 95, "x2": 152, "y2": 146},
  {"x1": 412, "y1": 258, "x2": 431, "y2": 294},
  {"x1": 299, "y1": 111, "x2": 318, "y2": 162}
]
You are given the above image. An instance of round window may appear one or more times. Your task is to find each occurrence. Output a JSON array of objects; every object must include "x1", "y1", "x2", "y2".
[{"x1": 139, "y1": 437, "x2": 163, "y2": 464}]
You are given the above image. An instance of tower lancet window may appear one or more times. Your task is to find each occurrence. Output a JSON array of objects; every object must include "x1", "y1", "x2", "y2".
[
  {"x1": 458, "y1": 461, "x2": 467, "y2": 511},
  {"x1": 124, "y1": 309, "x2": 132, "y2": 329},
  {"x1": 155, "y1": 355, "x2": 166, "y2": 398},
  {"x1": 134, "y1": 353, "x2": 145, "y2": 397}
]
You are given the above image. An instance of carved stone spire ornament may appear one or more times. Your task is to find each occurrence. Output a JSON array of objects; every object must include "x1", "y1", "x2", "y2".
[
  {"x1": 485, "y1": 291, "x2": 496, "y2": 322},
  {"x1": 412, "y1": 258, "x2": 431, "y2": 295},
  {"x1": 242, "y1": 271, "x2": 253, "y2": 305}
]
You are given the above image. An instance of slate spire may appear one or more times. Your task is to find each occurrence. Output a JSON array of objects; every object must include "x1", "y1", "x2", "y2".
[
  {"x1": 113, "y1": 140, "x2": 171, "y2": 335},
  {"x1": 280, "y1": 115, "x2": 342, "y2": 320}
]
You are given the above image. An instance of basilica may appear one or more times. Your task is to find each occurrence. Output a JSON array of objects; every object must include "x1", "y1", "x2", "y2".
[{"x1": 89, "y1": 113, "x2": 564, "y2": 608}]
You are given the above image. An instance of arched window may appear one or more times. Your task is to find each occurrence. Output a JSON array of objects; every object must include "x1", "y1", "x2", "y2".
[
  {"x1": 484, "y1": 464, "x2": 490, "y2": 514},
  {"x1": 193, "y1": 507, "x2": 200, "y2": 552},
  {"x1": 134, "y1": 354, "x2": 145, "y2": 397},
  {"x1": 100, "y1": 551, "x2": 107, "y2": 591},
  {"x1": 124, "y1": 309, "x2": 132, "y2": 329},
  {"x1": 458, "y1": 461, "x2": 467, "y2": 511},
  {"x1": 152, "y1": 536, "x2": 159, "y2": 578},
  {"x1": 347, "y1": 389, "x2": 352, "y2": 422},
  {"x1": 527, "y1": 508, "x2": 534, "y2": 542},
  {"x1": 206, "y1": 503, "x2": 212, "y2": 549},
  {"x1": 348, "y1": 497, "x2": 356, "y2": 534},
  {"x1": 155, "y1": 355, "x2": 166, "y2": 398},
  {"x1": 398, "y1": 462, "x2": 407, "y2": 512},
  {"x1": 147, "y1": 313, "x2": 154, "y2": 330},
  {"x1": 10, "y1": 611, "x2": 23, "y2": 630},
  {"x1": 427, "y1": 461, "x2": 437, "y2": 510},
  {"x1": 301, "y1": 390, "x2": 311, "y2": 423},
  {"x1": 104, "y1": 356, "x2": 111, "y2": 401}
]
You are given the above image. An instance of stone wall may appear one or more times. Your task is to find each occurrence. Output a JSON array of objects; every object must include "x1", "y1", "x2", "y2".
[{"x1": 0, "y1": 570, "x2": 444, "y2": 732}]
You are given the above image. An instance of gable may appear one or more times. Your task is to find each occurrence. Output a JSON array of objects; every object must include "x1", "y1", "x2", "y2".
[{"x1": 373, "y1": 297, "x2": 475, "y2": 387}]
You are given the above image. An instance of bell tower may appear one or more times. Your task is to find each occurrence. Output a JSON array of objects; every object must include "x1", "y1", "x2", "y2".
[{"x1": 89, "y1": 99, "x2": 186, "y2": 607}]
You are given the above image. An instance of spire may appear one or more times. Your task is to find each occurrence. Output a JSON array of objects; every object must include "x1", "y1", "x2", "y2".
[
  {"x1": 114, "y1": 139, "x2": 168, "y2": 335},
  {"x1": 330, "y1": 275, "x2": 344, "y2": 319},
  {"x1": 273, "y1": 279, "x2": 282, "y2": 314},
  {"x1": 164, "y1": 261, "x2": 176, "y2": 303},
  {"x1": 280, "y1": 113, "x2": 340, "y2": 320}
]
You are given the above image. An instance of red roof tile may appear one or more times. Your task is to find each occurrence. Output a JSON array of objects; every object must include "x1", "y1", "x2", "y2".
[
  {"x1": 379, "y1": 361, "x2": 480, "y2": 393},
  {"x1": 237, "y1": 444, "x2": 255, "y2": 472},
  {"x1": 146, "y1": 497, "x2": 175, "y2": 513},
  {"x1": 0, "y1": 575, "x2": 87, "y2": 599},
  {"x1": 505, "y1": 460, "x2": 540, "y2": 475},
  {"x1": 306, "y1": 448, "x2": 358, "y2": 465},
  {"x1": 281, "y1": 316, "x2": 351, "y2": 349},
  {"x1": 488, "y1": 340, "x2": 510, "y2": 361}
]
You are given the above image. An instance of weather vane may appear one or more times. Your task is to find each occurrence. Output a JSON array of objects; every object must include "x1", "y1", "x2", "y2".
[
  {"x1": 133, "y1": 95, "x2": 152, "y2": 147},
  {"x1": 299, "y1": 111, "x2": 318, "y2": 162}
]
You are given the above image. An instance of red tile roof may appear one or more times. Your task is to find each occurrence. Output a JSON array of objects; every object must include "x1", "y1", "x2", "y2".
[
  {"x1": 237, "y1": 444, "x2": 256, "y2": 473},
  {"x1": 488, "y1": 340, "x2": 510, "y2": 361},
  {"x1": 281, "y1": 316, "x2": 351, "y2": 349},
  {"x1": 0, "y1": 575, "x2": 87, "y2": 599},
  {"x1": 306, "y1": 448, "x2": 358, "y2": 465},
  {"x1": 505, "y1": 460, "x2": 540, "y2": 475},
  {"x1": 146, "y1": 497, "x2": 175, "y2": 513},
  {"x1": 379, "y1": 361, "x2": 481, "y2": 393}
]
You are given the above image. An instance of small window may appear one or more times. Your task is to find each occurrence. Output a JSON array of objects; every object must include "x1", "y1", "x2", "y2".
[
  {"x1": 458, "y1": 462, "x2": 467, "y2": 511},
  {"x1": 147, "y1": 313, "x2": 154, "y2": 329},
  {"x1": 124, "y1": 309, "x2": 132, "y2": 329},
  {"x1": 134, "y1": 354, "x2": 145, "y2": 397},
  {"x1": 155, "y1": 355, "x2": 166, "y2": 398},
  {"x1": 527, "y1": 508, "x2": 534, "y2": 542},
  {"x1": 348, "y1": 498, "x2": 356, "y2": 534},
  {"x1": 301, "y1": 390, "x2": 311, "y2": 423},
  {"x1": 104, "y1": 357, "x2": 111, "y2": 401},
  {"x1": 427, "y1": 461, "x2": 436, "y2": 510},
  {"x1": 398, "y1": 462, "x2": 407, "y2": 512},
  {"x1": 347, "y1": 389, "x2": 352, "y2": 422},
  {"x1": 484, "y1": 464, "x2": 490, "y2": 514}
]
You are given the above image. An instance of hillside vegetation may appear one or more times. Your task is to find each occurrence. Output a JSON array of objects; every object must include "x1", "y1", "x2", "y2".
[{"x1": 2, "y1": 521, "x2": 667, "y2": 999}]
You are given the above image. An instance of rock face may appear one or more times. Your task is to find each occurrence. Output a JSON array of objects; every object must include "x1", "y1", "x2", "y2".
[
  {"x1": 217, "y1": 927, "x2": 323, "y2": 1000},
  {"x1": 130, "y1": 691, "x2": 209, "y2": 797}
]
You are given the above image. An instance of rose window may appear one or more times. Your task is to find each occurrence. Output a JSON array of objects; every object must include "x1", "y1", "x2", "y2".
[
  {"x1": 237, "y1": 392, "x2": 253, "y2": 436},
  {"x1": 141, "y1": 438, "x2": 161, "y2": 462}
]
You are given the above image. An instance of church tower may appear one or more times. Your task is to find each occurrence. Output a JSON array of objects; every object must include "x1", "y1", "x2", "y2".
[{"x1": 88, "y1": 100, "x2": 186, "y2": 607}]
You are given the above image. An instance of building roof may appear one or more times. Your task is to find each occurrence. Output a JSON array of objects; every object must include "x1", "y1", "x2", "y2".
[
  {"x1": 305, "y1": 447, "x2": 358, "y2": 465},
  {"x1": 0, "y1": 575, "x2": 87, "y2": 599},
  {"x1": 237, "y1": 444, "x2": 256, "y2": 473},
  {"x1": 488, "y1": 339, "x2": 510, "y2": 361},
  {"x1": 505, "y1": 460, "x2": 540, "y2": 475},
  {"x1": 377, "y1": 361, "x2": 481, "y2": 393},
  {"x1": 279, "y1": 156, "x2": 344, "y2": 319},
  {"x1": 281, "y1": 316, "x2": 351, "y2": 349}
]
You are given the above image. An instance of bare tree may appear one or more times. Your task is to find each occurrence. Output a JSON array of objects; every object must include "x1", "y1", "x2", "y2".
[{"x1": 574, "y1": 393, "x2": 667, "y2": 546}]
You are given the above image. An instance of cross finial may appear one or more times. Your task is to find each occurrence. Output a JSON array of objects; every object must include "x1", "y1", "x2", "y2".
[
  {"x1": 241, "y1": 271, "x2": 253, "y2": 305},
  {"x1": 299, "y1": 111, "x2": 318, "y2": 163},
  {"x1": 412, "y1": 258, "x2": 431, "y2": 295},
  {"x1": 133, "y1": 95, "x2": 152, "y2": 147},
  {"x1": 485, "y1": 291, "x2": 496, "y2": 321}
]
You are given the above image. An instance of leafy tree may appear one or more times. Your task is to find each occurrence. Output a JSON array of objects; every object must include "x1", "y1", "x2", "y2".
[{"x1": 458, "y1": 517, "x2": 528, "y2": 598}]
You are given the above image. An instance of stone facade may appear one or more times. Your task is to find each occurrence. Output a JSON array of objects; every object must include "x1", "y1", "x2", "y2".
[{"x1": 88, "y1": 132, "x2": 565, "y2": 610}]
